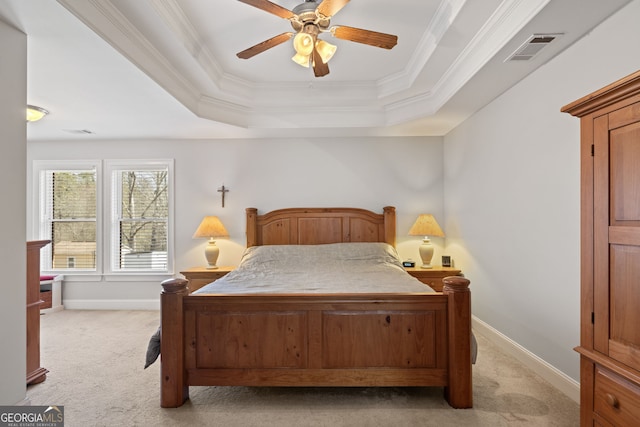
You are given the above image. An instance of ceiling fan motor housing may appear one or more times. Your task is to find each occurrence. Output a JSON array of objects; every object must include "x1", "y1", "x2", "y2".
[{"x1": 291, "y1": 0, "x2": 330, "y2": 32}]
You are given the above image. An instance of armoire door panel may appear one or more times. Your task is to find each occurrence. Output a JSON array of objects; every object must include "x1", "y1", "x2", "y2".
[
  {"x1": 610, "y1": 122, "x2": 640, "y2": 224},
  {"x1": 609, "y1": 100, "x2": 640, "y2": 129},
  {"x1": 609, "y1": 244, "x2": 640, "y2": 371}
]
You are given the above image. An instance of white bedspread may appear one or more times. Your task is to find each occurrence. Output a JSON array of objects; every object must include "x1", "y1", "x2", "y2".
[{"x1": 193, "y1": 242, "x2": 433, "y2": 294}]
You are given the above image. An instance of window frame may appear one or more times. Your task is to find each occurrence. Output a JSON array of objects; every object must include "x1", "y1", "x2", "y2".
[{"x1": 32, "y1": 159, "x2": 174, "y2": 277}]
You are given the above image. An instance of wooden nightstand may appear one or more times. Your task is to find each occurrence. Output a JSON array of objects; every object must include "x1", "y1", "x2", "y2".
[
  {"x1": 404, "y1": 266, "x2": 462, "y2": 292},
  {"x1": 180, "y1": 266, "x2": 234, "y2": 292}
]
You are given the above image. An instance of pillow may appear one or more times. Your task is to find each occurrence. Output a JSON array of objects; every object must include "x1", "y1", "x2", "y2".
[
  {"x1": 239, "y1": 242, "x2": 403, "y2": 270},
  {"x1": 144, "y1": 326, "x2": 161, "y2": 369}
]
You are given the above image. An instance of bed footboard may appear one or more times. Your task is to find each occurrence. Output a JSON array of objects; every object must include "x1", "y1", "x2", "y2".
[{"x1": 160, "y1": 276, "x2": 471, "y2": 409}]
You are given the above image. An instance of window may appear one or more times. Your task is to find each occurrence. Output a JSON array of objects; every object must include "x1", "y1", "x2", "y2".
[
  {"x1": 37, "y1": 162, "x2": 99, "y2": 272},
  {"x1": 108, "y1": 162, "x2": 170, "y2": 272},
  {"x1": 34, "y1": 160, "x2": 173, "y2": 275}
]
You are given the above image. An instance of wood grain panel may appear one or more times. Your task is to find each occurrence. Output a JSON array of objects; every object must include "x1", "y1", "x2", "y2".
[
  {"x1": 322, "y1": 311, "x2": 439, "y2": 368},
  {"x1": 610, "y1": 122, "x2": 640, "y2": 224},
  {"x1": 349, "y1": 217, "x2": 380, "y2": 242},
  {"x1": 261, "y1": 218, "x2": 291, "y2": 245},
  {"x1": 298, "y1": 217, "x2": 343, "y2": 244},
  {"x1": 196, "y1": 311, "x2": 307, "y2": 368},
  {"x1": 609, "y1": 245, "x2": 640, "y2": 371},
  {"x1": 609, "y1": 100, "x2": 640, "y2": 129}
]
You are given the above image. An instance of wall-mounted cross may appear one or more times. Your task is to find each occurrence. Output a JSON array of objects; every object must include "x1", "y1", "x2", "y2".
[{"x1": 217, "y1": 185, "x2": 229, "y2": 208}]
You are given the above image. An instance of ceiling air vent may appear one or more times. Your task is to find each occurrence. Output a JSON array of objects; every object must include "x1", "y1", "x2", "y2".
[{"x1": 505, "y1": 34, "x2": 562, "y2": 61}]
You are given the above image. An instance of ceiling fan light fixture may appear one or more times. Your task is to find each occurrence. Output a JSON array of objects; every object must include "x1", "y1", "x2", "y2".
[
  {"x1": 315, "y1": 39, "x2": 337, "y2": 64},
  {"x1": 26, "y1": 105, "x2": 49, "y2": 122},
  {"x1": 293, "y1": 32, "x2": 314, "y2": 56},
  {"x1": 292, "y1": 52, "x2": 310, "y2": 67}
]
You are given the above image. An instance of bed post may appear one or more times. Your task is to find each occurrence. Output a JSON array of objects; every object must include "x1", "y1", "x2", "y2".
[
  {"x1": 383, "y1": 206, "x2": 396, "y2": 246},
  {"x1": 442, "y1": 275, "x2": 472, "y2": 408},
  {"x1": 246, "y1": 207, "x2": 258, "y2": 247},
  {"x1": 160, "y1": 278, "x2": 189, "y2": 408}
]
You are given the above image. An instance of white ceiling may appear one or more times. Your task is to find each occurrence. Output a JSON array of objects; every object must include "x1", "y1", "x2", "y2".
[{"x1": 0, "y1": 0, "x2": 631, "y2": 141}]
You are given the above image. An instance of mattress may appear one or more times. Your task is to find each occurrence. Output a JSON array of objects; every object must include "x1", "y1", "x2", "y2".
[{"x1": 194, "y1": 242, "x2": 432, "y2": 294}]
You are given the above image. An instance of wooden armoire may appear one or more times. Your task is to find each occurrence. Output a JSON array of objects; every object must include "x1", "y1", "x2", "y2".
[{"x1": 563, "y1": 70, "x2": 640, "y2": 426}]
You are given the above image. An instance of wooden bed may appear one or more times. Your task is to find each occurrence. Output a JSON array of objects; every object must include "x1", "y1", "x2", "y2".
[{"x1": 160, "y1": 206, "x2": 472, "y2": 408}]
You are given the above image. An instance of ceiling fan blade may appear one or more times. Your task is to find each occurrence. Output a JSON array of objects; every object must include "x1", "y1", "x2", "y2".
[
  {"x1": 332, "y1": 26, "x2": 398, "y2": 49},
  {"x1": 237, "y1": 0, "x2": 296, "y2": 19},
  {"x1": 316, "y1": 0, "x2": 350, "y2": 18},
  {"x1": 312, "y1": 46, "x2": 330, "y2": 77},
  {"x1": 236, "y1": 32, "x2": 294, "y2": 59}
]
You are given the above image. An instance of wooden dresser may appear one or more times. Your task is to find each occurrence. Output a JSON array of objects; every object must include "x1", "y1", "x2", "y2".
[
  {"x1": 562, "y1": 70, "x2": 640, "y2": 426},
  {"x1": 26, "y1": 240, "x2": 50, "y2": 385},
  {"x1": 404, "y1": 266, "x2": 462, "y2": 291}
]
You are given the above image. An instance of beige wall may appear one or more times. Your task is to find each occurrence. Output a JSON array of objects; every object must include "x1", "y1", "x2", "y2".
[
  {"x1": 0, "y1": 18, "x2": 27, "y2": 404},
  {"x1": 444, "y1": 0, "x2": 640, "y2": 382}
]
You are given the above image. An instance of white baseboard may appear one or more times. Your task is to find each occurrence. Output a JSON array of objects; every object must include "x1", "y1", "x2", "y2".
[
  {"x1": 472, "y1": 315, "x2": 580, "y2": 403},
  {"x1": 41, "y1": 305, "x2": 64, "y2": 314},
  {"x1": 63, "y1": 299, "x2": 159, "y2": 310},
  {"x1": 14, "y1": 397, "x2": 30, "y2": 406}
]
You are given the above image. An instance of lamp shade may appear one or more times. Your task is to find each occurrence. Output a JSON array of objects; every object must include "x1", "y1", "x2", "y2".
[
  {"x1": 408, "y1": 214, "x2": 444, "y2": 237},
  {"x1": 292, "y1": 52, "x2": 311, "y2": 67},
  {"x1": 315, "y1": 39, "x2": 337, "y2": 63},
  {"x1": 193, "y1": 216, "x2": 229, "y2": 239},
  {"x1": 293, "y1": 32, "x2": 314, "y2": 56}
]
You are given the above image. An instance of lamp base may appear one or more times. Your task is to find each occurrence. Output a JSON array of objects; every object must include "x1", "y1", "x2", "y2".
[
  {"x1": 204, "y1": 239, "x2": 220, "y2": 269},
  {"x1": 418, "y1": 238, "x2": 435, "y2": 269}
]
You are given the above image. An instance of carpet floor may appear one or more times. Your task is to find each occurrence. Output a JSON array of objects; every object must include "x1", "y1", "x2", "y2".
[{"x1": 27, "y1": 310, "x2": 579, "y2": 426}]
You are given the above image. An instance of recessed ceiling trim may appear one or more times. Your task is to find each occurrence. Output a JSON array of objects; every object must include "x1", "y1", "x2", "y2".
[
  {"x1": 149, "y1": 0, "x2": 226, "y2": 86},
  {"x1": 385, "y1": 0, "x2": 553, "y2": 126},
  {"x1": 378, "y1": 0, "x2": 468, "y2": 98}
]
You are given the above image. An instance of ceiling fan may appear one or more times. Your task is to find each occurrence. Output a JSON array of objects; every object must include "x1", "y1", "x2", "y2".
[{"x1": 236, "y1": 0, "x2": 398, "y2": 77}]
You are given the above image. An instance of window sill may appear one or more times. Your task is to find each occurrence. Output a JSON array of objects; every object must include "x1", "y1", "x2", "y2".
[{"x1": 46, "y1": 272, "x2": 173, "y2": 282}]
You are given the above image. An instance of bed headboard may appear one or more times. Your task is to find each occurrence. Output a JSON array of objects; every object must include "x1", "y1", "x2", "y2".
[{"x1": 246, "y1": 207, "x2": 396, "y2": 247}]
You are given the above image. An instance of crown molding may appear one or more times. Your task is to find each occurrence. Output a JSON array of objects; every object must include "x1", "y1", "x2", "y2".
[{"x1": 57, "y1": 0, "x2": 552, "y2": 130}]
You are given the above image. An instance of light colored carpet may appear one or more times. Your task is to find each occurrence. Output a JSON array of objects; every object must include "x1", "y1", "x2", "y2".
[{"x1": 27, "y1": 310, "x2": 579, "y2": 426}]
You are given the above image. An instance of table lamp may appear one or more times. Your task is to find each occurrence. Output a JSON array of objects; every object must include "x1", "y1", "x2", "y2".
[
  {"x1": 193, "y1": 216, "x2": 229, "y2": 269},
  {"x1": 408, "y1": 214, "x2": 445, "y2": 269}
]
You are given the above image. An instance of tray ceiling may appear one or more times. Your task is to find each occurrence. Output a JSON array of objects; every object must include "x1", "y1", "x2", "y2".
[{"x1": 0, "y1": 0, "x2": 631, "y2": 140}]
